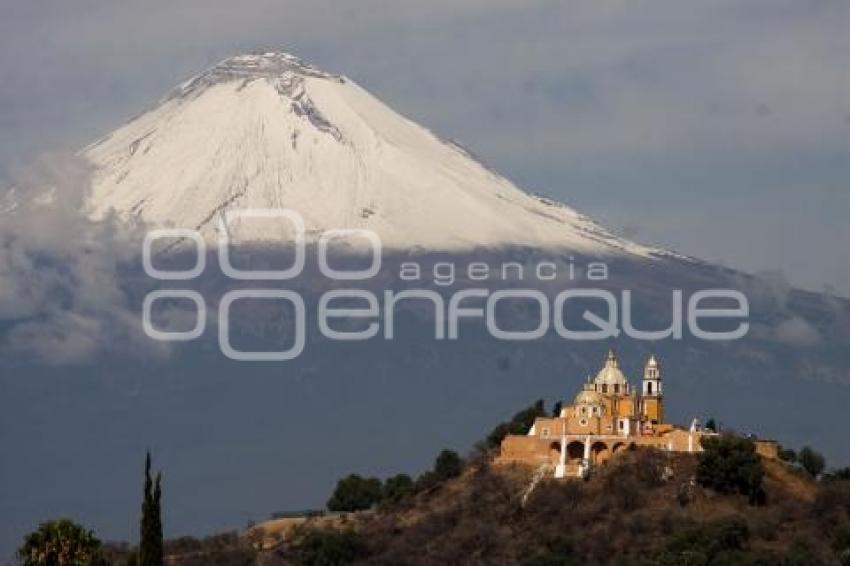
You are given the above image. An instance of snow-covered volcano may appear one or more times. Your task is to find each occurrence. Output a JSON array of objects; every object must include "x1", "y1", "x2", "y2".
[{"x1": 84, "y1": 52, "x2": 660, "y2": 256}]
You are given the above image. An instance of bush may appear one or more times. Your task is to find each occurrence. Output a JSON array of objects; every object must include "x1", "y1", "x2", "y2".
[
  {"x1": 382, "y1": 474, "x2": 414, "y2": 503},
  {"x1": 697, "y1": 434, "x2": 765, "y2": 505},
  {"x1": 785, "y1": 537, "x2": 821, "y2": 566},
  {"x1": 825, "y1": 468, "x2": 850, "y2": 482},
  {"x1": 813, "y1": 481, "x2": 850, "y2": 525},
  {"x1": 412, "y1": 450, "x2": 466, "y2": 493},
  {"x1": 608, "y1": 474, "x2": 643, "y2": 512},
  {"x1": 327, "y1": 474, "x2": 383, "y2": 512},
  {"x1": 798, "y1": 446, "x2": 826, "y2": 478},
  {"x1": 657, "y1": 518, "x2": 750, "y2": 565},
  {"x1": 599, "y1": 451, "x2": 666, "y2": 512},
  {"x1": 17, "y1": 519, "x2": 107, "y2": 566},
  {"x1": 294, "y1": 529, "x2": 367, "y2": 565},
  {"x1": 632, "y1": 449, "x2": 668, "y2": 487},
  {"x1": 433, "y1": 449, "x2": 464, "y2": 481}
]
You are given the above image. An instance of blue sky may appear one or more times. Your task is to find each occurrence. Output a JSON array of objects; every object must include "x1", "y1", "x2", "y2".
[{"x1": 1, "y1": 0, "x2": 847, "y2": 293}]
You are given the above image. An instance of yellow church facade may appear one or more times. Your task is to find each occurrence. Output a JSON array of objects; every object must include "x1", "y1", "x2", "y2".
[{"x1": 496, "y1": 351, "x2": 777, "y2": 478}]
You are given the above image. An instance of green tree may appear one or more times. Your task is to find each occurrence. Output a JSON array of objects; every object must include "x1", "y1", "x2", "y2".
[
  {"x1": 433, "y1": 449, "x2": 463, "y2": 481},
  {"x1": 697, "y1": 434, "x2": 765, "y2": 505},
  {"x1": 798, "y1": 446, "x2": 826, "y2": 478},
  {"x1": 17, "y1": 519, "x2": 106, "y2": 566},
  {"x1": 139, "y1": 452, "x2": 163, "y2": 566},
  {"x1": 705, "y1": 418, "x2": 717, "y2": 432},
  {"x1": 413, "y1": 449, "x2": 466, "y2": 492},
  {"x1": 327, "y1": 474, "x2": 383, "y2": 512},
  {"x1": 382, "y1": 474, "x2": 414, "y2": 503}
]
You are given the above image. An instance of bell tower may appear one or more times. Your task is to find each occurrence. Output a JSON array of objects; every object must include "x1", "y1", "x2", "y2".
[{"x1": 642, "y1": 355, "x2": 663, "y2": 424}]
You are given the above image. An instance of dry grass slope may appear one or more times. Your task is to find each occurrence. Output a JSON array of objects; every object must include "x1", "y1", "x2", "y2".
[{"x1": 267, "y1": 450, "x2": 849, "y2": 565}]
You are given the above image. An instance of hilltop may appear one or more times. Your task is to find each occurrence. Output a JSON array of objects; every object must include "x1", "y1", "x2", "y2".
[
  {"x1": 262, "y1": 452, "x2": 843, "y2": 565},
  {"x1": 142, "y1": 443, "x2": 848, "y2": 566}
]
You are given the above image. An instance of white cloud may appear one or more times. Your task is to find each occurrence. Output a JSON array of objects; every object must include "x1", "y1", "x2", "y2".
[{"x1": 0, "y1": 152, "x2": 167, "y2": 364}]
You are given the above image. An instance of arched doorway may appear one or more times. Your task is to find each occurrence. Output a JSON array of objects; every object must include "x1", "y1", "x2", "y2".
[
  {"x1": 612, "y1": 442, "x2": 627, "y2": 454},
  {"x1": 566, "y1": 441, "x2": 584, "y2": 464},
  {"x1": 591, "y1": 441, "x2": 610, "y2": 464}
]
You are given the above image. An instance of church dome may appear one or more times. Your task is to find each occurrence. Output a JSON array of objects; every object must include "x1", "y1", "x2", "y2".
[
  {"x1": 574, "y1": 389, "x2": 603, "y2": 406},
  {"x1": 593, "y1": 350, "x2": 629, "y2": 386}
]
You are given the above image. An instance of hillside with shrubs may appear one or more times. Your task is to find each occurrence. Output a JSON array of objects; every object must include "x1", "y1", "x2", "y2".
[
  {"x1": 263, "y1": 442, "x2": 849, "y2": 565},
  {"x1": 251, "y1": 403, "x2": 850, "y2": 565},
  {"x1": 18, "y1": 404, "x2": 850, "y2": 565}
]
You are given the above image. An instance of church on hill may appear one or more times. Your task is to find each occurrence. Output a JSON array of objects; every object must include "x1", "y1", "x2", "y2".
[{"x1": 496, "y1": 350, "x2": 777, "y2": 478}]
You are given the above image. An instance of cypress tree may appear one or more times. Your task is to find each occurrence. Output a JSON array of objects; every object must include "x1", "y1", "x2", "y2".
[
  {"x1": 139, "y1": 451, "x2": 163, "y2": 566},
  {"x1": 152, "y1": 471, "x2": 163, "y2": 561}
]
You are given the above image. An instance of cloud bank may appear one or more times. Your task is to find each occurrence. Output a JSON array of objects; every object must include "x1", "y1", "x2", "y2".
[{"x1": 0, "y1": 152, "x2": 162, "y2": 364}]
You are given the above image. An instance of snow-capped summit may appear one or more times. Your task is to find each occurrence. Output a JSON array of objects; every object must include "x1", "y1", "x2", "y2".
[
  {"x1": 167, "y1": 52, "x2": 343, "y2": 101},
  {"x1": 83, "y1": 51, "x2": 659, "y2": 256}
]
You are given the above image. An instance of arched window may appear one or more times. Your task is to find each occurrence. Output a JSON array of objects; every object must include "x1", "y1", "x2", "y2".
[
  {"x1": 614, "y1": 384, "x2": 620, "y2": 394},
  {"x1": 647, "y1": 382, "x2": 653, "y2": 394}
]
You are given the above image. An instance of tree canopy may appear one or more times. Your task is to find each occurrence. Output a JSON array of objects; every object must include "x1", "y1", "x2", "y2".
[
  {"x1": 17, "y1": 519, "x2": 106, "y2": 566},
  {"x1": 798, "y1": 446, "x2": 826, "y2": 478},
  {"x1": 697, "y1": 434, "x2": 765, "y2": 505},
  {"x1": 327, "y1": 474, "x2": 383, "y2": 512}
]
